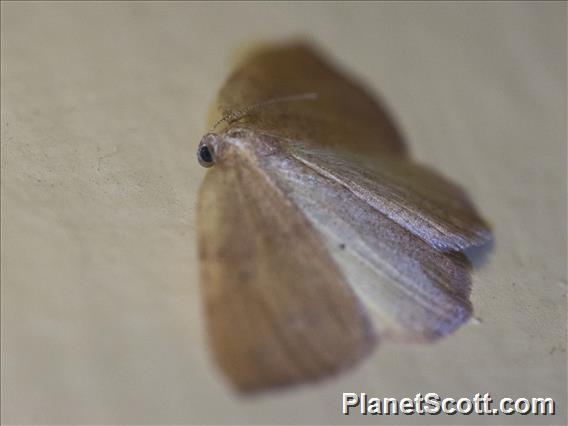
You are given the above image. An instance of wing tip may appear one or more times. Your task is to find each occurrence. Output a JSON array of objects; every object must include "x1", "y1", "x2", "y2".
[
  {"x1": 434, "y1": 223, "x2": 493, "y2": 253},
  {"x1": 229, "y1": 338, "x2": 377, "y2": 395},
  {"x1": 220, "y1": 323, "x2": 378, "y2": 394}
]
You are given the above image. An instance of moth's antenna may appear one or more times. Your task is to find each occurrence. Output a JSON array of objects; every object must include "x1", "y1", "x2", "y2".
[{"x1": 209, "y1": 92, "x2": 318, "y2": 132}]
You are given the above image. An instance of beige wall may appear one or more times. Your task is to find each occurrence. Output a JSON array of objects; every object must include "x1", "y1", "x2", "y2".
[{"x1": 1, "y1": 2, "x2": 566, "y2": 424}]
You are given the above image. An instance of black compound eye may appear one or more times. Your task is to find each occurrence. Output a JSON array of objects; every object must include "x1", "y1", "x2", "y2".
[{"x1": 198, "y1": 145, "x2": 214, "y2": 167}]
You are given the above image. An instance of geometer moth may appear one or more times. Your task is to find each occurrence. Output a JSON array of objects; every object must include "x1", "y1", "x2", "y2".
[{"x1": 196, "y1": 43, "x2": 491, "y2": 392}]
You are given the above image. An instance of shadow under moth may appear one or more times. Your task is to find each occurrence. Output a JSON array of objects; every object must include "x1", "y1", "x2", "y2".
[{"x1": 196, "y1": 42, "x2": 491, "y2": 392}]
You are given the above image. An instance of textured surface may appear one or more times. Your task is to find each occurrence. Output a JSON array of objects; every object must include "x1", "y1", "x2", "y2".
[{"x1": 1, "y1": 2, "x2": 566, "y2": 425}]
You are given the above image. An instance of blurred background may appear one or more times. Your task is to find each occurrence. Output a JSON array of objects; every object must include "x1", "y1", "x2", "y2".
[{"x1": 1, "y1": 1, "x2": 566, "y2": 425}]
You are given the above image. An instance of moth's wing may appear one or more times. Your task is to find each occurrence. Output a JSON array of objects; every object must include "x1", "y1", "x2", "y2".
[
  {"x1": 287, "y1": 144, "x2": 492, "y2": 252},
  {"x1": 212, "y1": 43, "x2": 490, "y2": 251},
  {"x1": 210, "y1": 42, "x2": 406, "y2": 157},
  {"x1": 260, "y1": 148, "x2": 474, "y2": 342},
  {"x1": 197, "y1": 155, "x2": 375, "y2": 392}
]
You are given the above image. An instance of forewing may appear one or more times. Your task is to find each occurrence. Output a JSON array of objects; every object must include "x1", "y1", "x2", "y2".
[
  {"x1": 259, "y1": 148, "x2": 474, "y2": 342},
  {"x1": 288, "y1": 143, "x2": 491, "y2": 252},
  {"x1": 197, "y1": 153, "x2": 375, "y2": 392},
  {"x1": 210, "y1": 42, "x2": 406, "y2": 157}
]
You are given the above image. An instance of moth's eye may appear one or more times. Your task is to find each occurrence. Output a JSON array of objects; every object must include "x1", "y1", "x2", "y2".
[{"x1": 198, "y1": 145, "x2": 214, "y2": 168}]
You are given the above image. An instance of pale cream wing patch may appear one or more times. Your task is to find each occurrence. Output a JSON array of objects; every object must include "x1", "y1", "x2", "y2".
[
  {"x1": 197, "y1": 154, "x2": 375, "y2": 392},
  {"x1": 259, "y1": 148, "x2": 474, "y2": 342},
  {"x1": 287, "y1": 144, "x2": 492, "y2": 252}
]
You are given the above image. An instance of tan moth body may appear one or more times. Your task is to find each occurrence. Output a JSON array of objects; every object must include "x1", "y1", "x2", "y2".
[{"x1": 196, "y1": 43, "x2": 491, "y2": 392}]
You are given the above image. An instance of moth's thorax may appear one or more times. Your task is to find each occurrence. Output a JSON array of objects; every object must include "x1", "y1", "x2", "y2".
[{"x1": 197, "y1": 127, "x2": 281, "y2": 168}]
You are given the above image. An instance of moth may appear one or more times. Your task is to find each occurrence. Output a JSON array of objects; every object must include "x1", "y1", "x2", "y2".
[{"x1": 196, "y1": 43, "x2": 491, "y2": 392}]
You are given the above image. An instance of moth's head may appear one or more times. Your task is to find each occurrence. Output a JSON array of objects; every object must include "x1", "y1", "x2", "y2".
[
  {"x1": 197, "y1": 129, "x2": 256, "y2": 168},
  {"x1": 197, "y1": 133, "x2": 223, "y2": 168}
]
